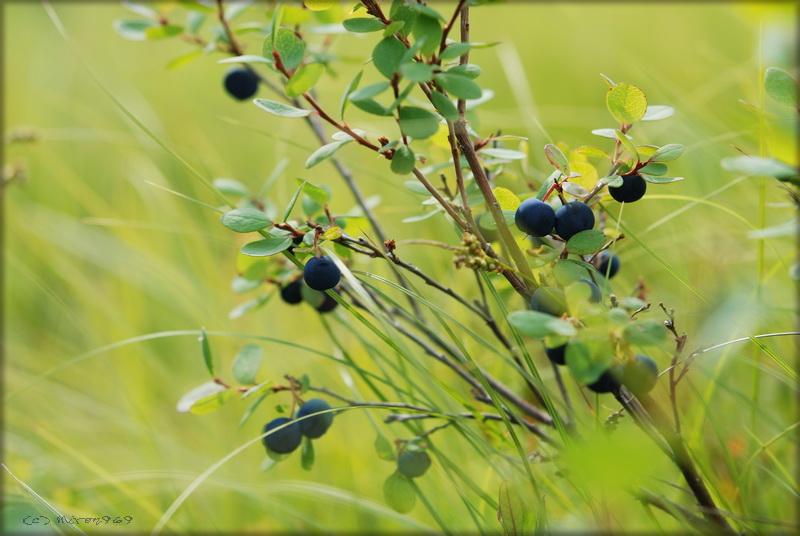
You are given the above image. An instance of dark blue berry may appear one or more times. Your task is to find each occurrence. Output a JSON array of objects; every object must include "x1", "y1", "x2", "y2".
[
  {"x1": 263, "y1": 417, "x2": 302, "y2": 454},
  {"x1": 530, "y1": 287, "x2": 567, "y2": 316},
  {"x1": 608, "y1": 174, "x2": 647, "y2": 203},
  {"x1": 224, "y1": 67, "x2": 259, "y2": 101},
  {"x1": 545, "y1": 344, "x2": 566, "y2": 365},
  {"x1": 297, "y1": 398, "x2": 334, "y2": 439},
  {"x1": 554, "y1": 201, "x2": 595, "y2": 241},
  {"x1": 304, "y1": 256, "x2": 341, "y2": 291},
  {"x1": 515, "y1": 198, "x2": 556, "y2": 237},
  {"x1": 280, "y1": 280, "x2": 303, "y2": 305},
  {"x1": 596, "y1": 251, "x2": 620, "y2": 279}
]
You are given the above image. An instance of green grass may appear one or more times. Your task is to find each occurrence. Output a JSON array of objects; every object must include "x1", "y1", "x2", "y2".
[{"x1": 4, "y1": 1, "x2": 797, "y2": 534}]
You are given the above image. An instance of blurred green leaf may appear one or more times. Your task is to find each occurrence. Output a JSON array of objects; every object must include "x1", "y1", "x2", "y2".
[
  {"x1": 232, "y1": 344, "x2": 264, "y2": 385},
  {"x1": 213, "y1": 178, "x2": 250, "y2": 197},
  {"x1": 440, "y1": 42, "x2": 472, "y2": 60},
  {"x1": 615, "y1": 130, "x2": 639, "y2": 164},
  {"x1": 383, "y1": 20, "x2": 405, "y2": 36},
  {"x1": 508, "y1": 311, "x2": 576, "y2": 339},
  {"x1": 301, "y1": 436, "x2": 315, "y2": 470},
  {"x1": 274, "y1": 28, "x2": 305, "y2": 71},
  {"x1": 176, "y1": 381, "x2": 226, "y2": 413},
  {"x1": 400, "y1": 62, "x2": 434, "y2": 82},
  {"x1": 561, "y1": 182, "x2": 589, "y2": 198},
  {"x1": 343, "y1": 17, "x2": 385, "y2": 33},
  {"x1": 189, "y1": 388, "x2": 235, "y2": 415},
  {"x1": 638, "y1": 163, "x2": 668, "y2": 176},
  {"x1": 553, "y1": 259, "x2": 591, "y2": 286},
  {"x1": 641, "y1": 105, "x2": 675, "y2": 121},
  {"x1": 447, "y1": 63, "x2": 481, "y2": 79},
  {"x1": 384, "y1": 471, "x2": 416, "y2": 513},
  {"x1": 606, "y1": 83, "x2": 647, "y2": 124},
  {"x1": 113, "y1": 19, "x2": 158, "y2": 41},
  {"x1": 340, "y1": 70, "x2": 363, "y2": 119},
  {"x1": 434, "y1": 73, "x2": 482, "y2": 99},
  {"x1": 498, "y1": 481, "x2": 536, "y2": 536},
  {"x1": 430, "y1": 91, "x2": 458, "y2": 121},
  {"x1": 640, "y1": 174, "x2": 685, "y2": 184},
  {"x1": 306, "y1": 139, "x2": 353, "y2": 168},
  {"x1": 241, "y1": 236, "x2": 293, "y2": 257},
  {"x1": 349, "y1": 81, "x2": 391, "y2": 101},
  {"x1": 121, "y1": 0, "x2": 158, "y2": 19},
  {"x1": 221, "y1": 208, "x2": 271, "y2": 233},
  {"x1": 565, "y1": 341, "x2": 612, "y2": 384},
  {"x1": 186, "y1": 11, "x2": 206, "y2": 34},
  {"x1": 721, "y1": 156, "x2": 797, "y2": 180},
  {"x1": 398, "y1": 107, "x2": 441, "y2": 139},
  {"x1": 481, "y1": 148, "x2": 526, "y2": 160},
  {"x1": 300, "y1": 179, "x2": 330, "y2": 205},
  {"x1": 544, "y1": 144, "x2": 570, "y2": 175},
  {"x1": 412, "y1": 14, "x2": 442, "y2": 56},
  {"x1": 375, "y1": 434, "x2": 395, "y2": 461},
  {"x1": 565, "y1": 230, "x2": 604, "y2": 255},
  {"x1": 575, "y1": 145, "x2": 609, "y2": 159},
  {"x1": 373, "y1": 36, "x2": 407, "y2": 79},
  {"x1": 200, "y1": 327, "x2": 214, "y2": 376},
  {"x1": 624, "y1": 320, "x2": 667, "y2": 346},
  {"x1": 391, "y1": 145, "x2": 417, "y2": 174},
  {"x1": 286, "y1": 63, "x2": 325, "y2": 97},
  {"x1": 230, "y1": 293, "x2": 272, "y2": 319},
  {"x1": 178, "y1": 0, "x2": 216, "y2": 14},
  {"x1": 144, "y1": 25, "x2": 183, "y2": 39},
  {"x1": 764, "y1": 67, "x2": 798, "y2": 108},
  {"x1": 254, "y1": 99, "x2": 313, "y2": 117}
]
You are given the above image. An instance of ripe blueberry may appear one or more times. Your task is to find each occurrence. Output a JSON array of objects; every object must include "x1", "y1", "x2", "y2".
[
  {"x1": 608, "y1": 174, "x2": 647, "y2": 203},
  {"x1": 263, "y1": 417, "x2": 302, "y2": 454},
  {"x1": 596, "y1": 251, "x2": 620, "y2": 279},
  {"x1": 586, "y1": 367, "x2": 621, "y2": 394},
  {"x1": 545, "y1": 344, "x2": 566, "y2": 365},
  {"x1": 316, "y1": 291, "x2": 339, "y2": 313},
  {"x1": 397, "y1": 450, "x2": 431, "y2": 478},
  {"x1": 554, "y1": 201, "x2": 595, "y2": 241},
  {"x1": 530, "y1": 287, "x2": 567, "y2": 317},
  {"x1": 304, "y1": 256, "x2": 341, "y2": 291},
  {"x1": 297, "y1": 398, "x2": 334, "y2": 439},
  {"x1": 621, "y1": 354, "x2": 659, "y2": 395},
  {"x1": 224, "y1": 67, "x2": 259, "y2": 101},
  {"x1": 515, "y1": 198, "x2": 556, "y2": 237},
  {"x1": 280, "y1": 280, "x2": 303, "y2": 305}
]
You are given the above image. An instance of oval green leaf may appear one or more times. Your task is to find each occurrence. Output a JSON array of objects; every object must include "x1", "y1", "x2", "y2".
[
  {"x1": 648, "y1": 143, "x2": 684, "y2": 162},
  {"x1": 189, "y1": 388, "x2": 236, "y2": 415},
  {"x1": 254, "y1": 99, "x2": 313, "y2": 117},
  {"x1": 274, "y1": 27, "x2": 305, "y2": 71},
  {"x1": 241, "y1": 236, "x2": 293, "y2": 257},
  {"x1": 232, "y1": 344, "x2": 263, "y2": 385},
  {"x1": 342, "y1": 17, "x2": 385, "y2": 33},
  {"x1": 398, "y1": 106, "x2": 441, "y2": 139},
  {"x1": 544, "y1": 143, "x2": 570, "y2": 175},
  {"x1": 221, "y1": 208, "x2": 271, "y2": 233},
  {"x1": 176, "y1": 381, "x2": 226, "y2": 413},
  {"x1": 764, "y1": 67, "x2": 798, "y2": 108},
  {"x1": 391, "y1": 145, "x2": 416, "y2": 174},
  {"x1": 641, "y1": 105, "x2": 675, "y2": 121},
  {"x1": 565, "y1": 230, "x2": 605, "y2": 255},
  {"x1": 286, "y1": 62, "x2": 325, "y2": 98},
  {"x1": 373, "y1": 36, "x2": 407, "y2": 79},
  {"x1": 384, "y1": 471, "x2": 416, "y2": 513},
  {"x1": 507, "y1": 310, "x2": 576, "y2": 339},
  {"x1": 433, "y1": 73, "x2": 482, "y2": 99},
  {"x1": 430, "y1": 91, "x2": 458, "y2": 122},
  {"x1": 306, "y1": 139, "x2": 352, "y2": 168},
  {"x1": 606, "y1": 83, "x2": 648, "y2": 125}
]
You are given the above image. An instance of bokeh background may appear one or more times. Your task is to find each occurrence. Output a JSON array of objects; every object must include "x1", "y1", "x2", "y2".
[{"x1": 4, "y1": 1, "x2": 797, "y2": 534}]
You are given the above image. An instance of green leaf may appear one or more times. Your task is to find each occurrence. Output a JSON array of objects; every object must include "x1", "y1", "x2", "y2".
[
  {"x1": 493, "y1": 187, "x2": 521, "y2": 210},
  {"x1": 398, "y1": 107, "x2": 441, "y2": 139},
  {"x1": 300, "y1": 179, "x2": 330, "y2": 205},
  {"x1": 113, "y1": 19, "x2": 158, "y2": 41},
  {"x1": 507, "y1": 311, "x2": 577, "y2": 339},
  {"x1": 552, "y1": 259, "x2": 591, "y2": 286},
  {"x1": 176, "y1": 381, "x2": 226, "y2": 413},
  {"x1": 390, "y1": 4, "x2": 418, "y2": 37},
  {"x1": 639, "y1": 174, "x2": 684, "y2": 184},
  {"x1": 221, "y1": 208, "x2": 271, "y2": 233},
  {"x1": 764, "y1": 67, "x2": 798, "y2": 108},
  {"x1": 343, "y1": 17, "x2": 385, "y2": 33},
  {"x1": 254, "y1": 99, "x2": 313, "y2": 117},
  {"x1": 565, "y1": 342, "x2": 613, "y2": 384},
  {"x1": 373, "y1": 37, "x2": 407, "y2": 79},
  {"x1": 229, "y1": 293, "x2": 272, "y2": 320},
  {"x1": 400, "y1": 62, "x2": 434, "y2": 83},
  {"x1": 239, "y1": 390, "x2": 270, "y2": 428},
  {"x1": 561, "y1": 182, "x2": 589, "y2": 198},
  {"x1": 375, "y1": 434, "x2": 395, "y2": 461},
  {"x1": 623, "y1": 320, "x2": 667, "y2": 346},
  {"x1": 565, "y1": 230, "x2": 605, "y2": 255},
  {"x1": 481, "y1": 148, "x2": 526, "y2": 160},
  {"x1": 352, "y1": 98, "x2": 390, "y2": 116},
  {"x1": 213, "y1": 178, "x2": 250, "y2": 197},
  {"x1": 606, "y1": 83, "x2": 647, "y2": 125},
  {"x1": 232, "y1": 344, "x2": 263, "y2": 385},
  {"x1": 282, "y1": 181, "x2": 306, "y2": 221},
  {"x1": 144, "y1": 25, "x2": 183, "y2": 39},
  {"x1": 306, "y1": 139, "x2": 353, "y2": 168},
  {"x1": 412, "y1": 14, "x2": 442, "y2": 56},
  {"x1": 349, "y1": 81, "x2": 391, "y2": 101},
  {"x1": 614, "y1": 129, "x2": 639, "y2": 164},
  {"x1": 447, "y1": 63, "x2": 481, "y2": 79},
  {"x1": 218, "y1": 55, "x2": 273, "y2": 66},
  {"x1": 321, "y1": 226, "x2": 342, "y2": 240},
  {"x1": 434, "y1": 73, "x2": 482, "y2": 99},
  {"x1": 544, "y1": 144, "x2": 570, "y2": 175},
  {"x1": 301, "y1": 436, "x2": 315, "y2": 470},
  {"x1": 340, "y1": 70, "x2": 363, "y2": 119},
  {"x1": 391, "y1": 145, "x2": 416, "y2": 174},
  {"x1": 178, "y1": 0, "x2": 216, "y2": 14},
  {"x1": 648, "y1": 143, "x2": 684, "y2": 163},
  {"x1": 575, "y1": 145, "x2": 609, "y2": 159},
  {"x1": 275, "y1": 27, "x2": 306, "y2": 71},
  {"x1": 304, "y1": 0, "x2": 339, "y2": 11},
  {"x1": 384, "y1": 471, "x2": 416, "y2": 513},
  {"x1": 186, "y1": 11, "x2": 206, "y2": 35},
  {"x1": 640, "y1": 105, "x2": 675, "y2": 121},
  {"x1": 200, "y1": 327, "x2": 214, "y2": 376},
  {"x1": 599, "y1": 73, "x2": 616, "y2": 87},
  {"x1": 498, "y1": 481, "x2": 537, "y2": 536},
  {"x1": 638, "y1": 163, "x2": 668, "y2": 176},
  {"x1": 286, "y1": 63, "x2": 325, "y2": 98},
  {"x1": 122, "y1": 0, "x2": 159, "y2": 19},
  {"x1": 167, "y1": 49, "x2": 203, "y2": 70},
  {"x1": 430, "y1": 91, "x2": 458, "y2": 121},
  {"x1": 439, "y1": 42, "x2": 472, "y2": 60},
  {"x1": 721, "y1": 156, "x2": 797, "y2": 180},
  {"x1": 189, "y1": 388, "x2": 236, "y2": 415},
  {"x1": 241, "y1": 236, "x2": 293, "y2": 257},
  {"x1": 536, "y1": 170, "x2": 560, "y2": 200},
  {"x1": 383, "y1": 20, "x2": 405, "y2": 37}
]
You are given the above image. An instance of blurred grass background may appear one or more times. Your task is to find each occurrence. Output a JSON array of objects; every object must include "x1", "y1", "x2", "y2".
[{"x1": 3, "y1": 1, "x2": 797, "y2": 534}]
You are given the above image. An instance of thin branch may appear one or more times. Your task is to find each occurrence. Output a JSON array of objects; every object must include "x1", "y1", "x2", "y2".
[{"x1": 386, "y1": 410, "x2": 555, "y2": 444}]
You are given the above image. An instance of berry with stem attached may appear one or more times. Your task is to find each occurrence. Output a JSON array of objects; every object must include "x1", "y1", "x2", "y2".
[
  {"x1": 304, "y1": 256, "x2": 341, "y2": 291},
  {"x1": 515, "y1": 198, "x2": 556, "y2": 237},
  {"x1": 296, "y1": 398, "x2": 334, "y2": 439},
  {"x1": 263, "y1": 417, "x2": 302, "y2": 454},
  {"x1": 554, "y1": 201, "x2": 595, "y2": 241},
  {"x1": 280, "y1": 280, "x2": 303, "y2": 305},
  {"x1": 596, "y1": 251, "x2": 621, "y2": 279},
  {"x1": 608, "y1": 173, "x2": 647, "y2": 203}
]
